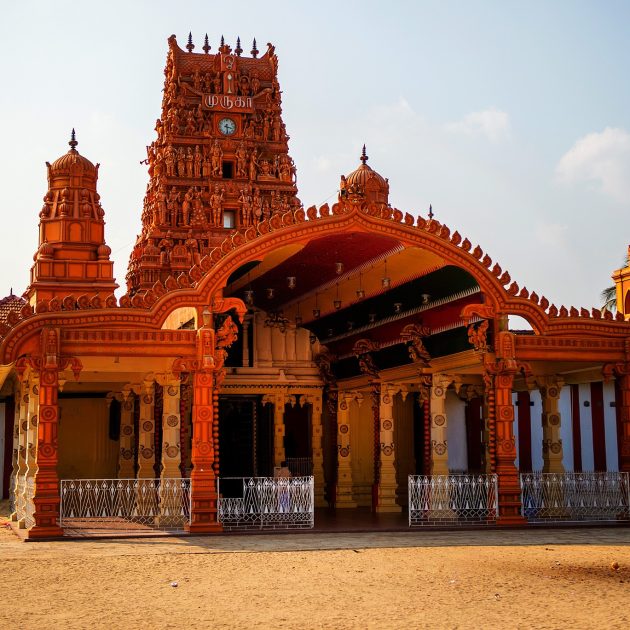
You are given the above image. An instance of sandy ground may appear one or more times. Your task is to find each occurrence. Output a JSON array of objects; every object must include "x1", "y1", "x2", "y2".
[{"x1": 1, "y1": 502, "x2": 630, "y2": 630}]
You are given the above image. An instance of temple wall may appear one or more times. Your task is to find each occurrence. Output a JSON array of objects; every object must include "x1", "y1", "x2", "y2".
[
  {"x1": 58, "y1": 398, "x2": 118, "y2": 479},
  {"x1": 445, "y1": 391, "x2": 467, "y2": 472}
]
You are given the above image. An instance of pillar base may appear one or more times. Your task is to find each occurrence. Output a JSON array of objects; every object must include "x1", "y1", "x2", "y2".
[
  {"x1": 185, "y1": 521, "x2": 223, "y2": 534},
  {"x1": 25, "y1": 525, "x2": 64, "y2": 539},
  {"x1": 376, "y1": 504, "x2": 402, "y2": 513}
]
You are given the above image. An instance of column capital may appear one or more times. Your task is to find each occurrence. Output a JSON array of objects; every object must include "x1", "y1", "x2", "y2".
[{"x1": 535, "y1": 376, "x2": 565, "y2": 397}]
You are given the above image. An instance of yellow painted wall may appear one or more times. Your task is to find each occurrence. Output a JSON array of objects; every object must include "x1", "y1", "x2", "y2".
[
  {"x1": 350, "y1": 398, "x2": 374, "y2": 507},
  {"x1": 58, "y1": 398, "x2": 119, "y2": 479}
]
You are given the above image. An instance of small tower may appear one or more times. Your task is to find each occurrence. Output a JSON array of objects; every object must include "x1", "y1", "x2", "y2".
[
  {"x1": 25, "y1": 131, "x2": 118, "y2": 305},
  {"x1": 339, "y1": 145, "x2": 390, "y2": 207}
]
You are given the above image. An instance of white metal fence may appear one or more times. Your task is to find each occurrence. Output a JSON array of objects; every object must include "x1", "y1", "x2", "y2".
[
  {"x1": 59, "y1": 478, "x2": 191, "y2": 531},
  {"x1": 408, "y1": 474, "x2": 498, "y2": 526},
  {"x1": 520, "y1": 472, "x2": 630, "y2": 522},
  {"x1": 217, "y1": 476, "x2": 314, "y2": 530}
]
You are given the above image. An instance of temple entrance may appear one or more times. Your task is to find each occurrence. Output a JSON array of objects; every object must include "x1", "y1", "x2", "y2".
[{"x1": 218, "y1": 395, "x2": 273, "y2": 478}]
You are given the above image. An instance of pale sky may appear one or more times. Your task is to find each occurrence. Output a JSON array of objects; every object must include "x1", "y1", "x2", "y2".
[{"x1": 0, "y1": 0, "x2": 628, "y2": 311}]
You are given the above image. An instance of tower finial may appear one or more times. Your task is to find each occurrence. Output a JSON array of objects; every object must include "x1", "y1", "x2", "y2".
[
  {"x1": 235, "y1": 36, "x2": 243, "y2": 56},
  {"x1": 428, "y1": 204, "x2": 434, "y2": 219},
  {"x1": 220, "y1": 34, "x2": 225, "y2": 47},
  {"x1": 202, "y1": 33, "x2": 211, "y2": 54},
  {"x1": 251, "y1": 38, "x2": 258, "y2": 58},
  {"x1": 69, "y1": 128, "x2": 78, "y2": 151},
  {"x1": 360, "y1": 144, "x2": 368, "y2": 165},
  {"x1": 186, "y1": 32, "x2": 194, "y2": 53}
]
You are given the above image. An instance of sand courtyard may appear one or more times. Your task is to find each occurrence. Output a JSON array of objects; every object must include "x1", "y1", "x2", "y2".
[{"x1": 1, "y1": 500, "x2": 629, "y2": 630}]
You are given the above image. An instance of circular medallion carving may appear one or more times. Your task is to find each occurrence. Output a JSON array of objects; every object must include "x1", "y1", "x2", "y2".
[
  {"x1": 198, "y1": 443, "x2": 211, "y2": 455},
  {"x1": 433, "y1": 386, "x2": 444, "y2": 398},
  {"x1": 39, "y1": 444, "x2": 55, "y2": 458},
  {"x1": 32, "y1": 385, "x2": 39, "y2": 395},
  {"x1": 167, "y1": 415, "x2": 179, "y2": 427},
  {"x1": 123, "y1": 401, "x2": 134, "y2": 412},
  {"x1": 433, "y1": 414, "x2": 446, "y2": 427},
  {"x1": 21, "y1": 421, "x2": 28, "y2": 431},
  {"x1": 31, "y1": 415, "x2": 38, "y2": 427},
  {"x1": 339, "y1": 446, "x2": 349, "y2": 457},
  {"x1": 142, "y1": 421, "x2": 153, "y2": 432},
  {"x1": 339, "y1": 401, "x2": 348, "y2": 411},
  {"x1": 382, "y1": 419, "x2": 393, "y2": 431},
  {"x1": 548, "y1": 387, "x2": 559, "y2": 398},
  {"x1": 550, "y1": 442, "x2": 562, "y2": 454},
  {"x1": 142, "y1": 394, "x2": 153, "y2": 405},
  {"x1": 548, "y1": 414, "x2": 560, "y2": 426},
  {"x1": 122, "y1": 425, "x2": 133, "y2": 436},
  {"x1": 383, "y1": 395, "x2": 392, "y2": 405},
  {"x1": 499, "y1": 406, "x2": 513, "y2": 421},
  {"x1": 141, "y1": 447, "x2": 153, "y2": 459},
  {"x1": 40, "y1": 407, "x2": 56, "y2": 422},
  {"x1": 42, "y1": 371, "x2": 56, "y2": 385},
  {"x1": 382, "y1": 444, "x2": 394, "y2": 456},
  {"x1": 434, "y1": 442, "x2": 447, "y2": 456},
  {"x1": 168, "y1": 386, "x2": 178, "y2": 397},
  {"x1": 122, "y1": 449, "x2": 133, "y2": 460},
  {"x1": 166, "y1": 445, "x2": 180, "y2": 458},
  {"x1": 197, "y1": 407, "x2": 212, "y2": 421},
  {"x1": 339, "y1": 424, "x2": 349, "y2": 434}
]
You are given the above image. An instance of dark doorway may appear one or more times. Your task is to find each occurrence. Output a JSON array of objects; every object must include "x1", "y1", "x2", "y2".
[
  {"x1": 465, "y1": 397, "x2": 484, "y2": 473},
  {"x1": 218, "y1": 395, "x2": 273, "y2": 478},
  {"x1": 283, "y1": 403, "x2": 310, "y2": 458}
]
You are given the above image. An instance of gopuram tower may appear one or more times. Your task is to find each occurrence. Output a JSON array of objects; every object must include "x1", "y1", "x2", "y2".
[{"x1": 126, "y1": 34, "x2": 300, "y2": 295}]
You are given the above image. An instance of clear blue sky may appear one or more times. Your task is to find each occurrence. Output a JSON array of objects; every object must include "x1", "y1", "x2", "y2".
[{"x1": 0, "y1": 0, "x2": 628, "y2": 311}]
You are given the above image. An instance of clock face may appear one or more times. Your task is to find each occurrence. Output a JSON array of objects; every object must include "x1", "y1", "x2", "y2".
[{"x1": 219, "y1": 117, "x2": 236, "y2": 136}]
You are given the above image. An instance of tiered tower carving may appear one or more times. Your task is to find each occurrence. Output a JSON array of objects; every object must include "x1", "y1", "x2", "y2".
[
  {"x1": 26, "y1": 130, "x2": 118, "y2": 306},
  {"x1": 126, "y1": 34, "x2": 300, "y2": 295}
]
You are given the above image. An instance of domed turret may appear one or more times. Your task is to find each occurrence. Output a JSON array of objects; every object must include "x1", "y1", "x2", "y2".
[
  {"x1": 339, "y1": 145, "x2": 389, "y2": 206},
  {"x1": 26, "y1": 131, "x2": 118, "y2": 305}
]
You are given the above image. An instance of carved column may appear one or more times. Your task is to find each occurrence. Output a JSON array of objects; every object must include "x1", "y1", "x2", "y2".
[
  {"x1": 492, "y1": 367, "x2": 526, "y2": 524},
  {"x1": 430, "y1": 374, "x2": 453, "y2": 475},
  {"x1": 285, "y1": 324, "x2": 297, "y2": 362},
  {"x1": 8, "y1": 386, "x2": 21, "y2": 516},
  {"x1": 604, "y1": 363, "x2": 630, "y2": 472},
  {"x1": 11, "y1": 379, "x2": 28, "y2": 521},
  {"x1": 20, "y1": 373, "x2": 40, "y2": 529},
  {"x1": 241, "y1": 316, "x2": 251, "y2": 367},
  {"x1": 265, "y1": 391, "x2": 287, "y2": 467},
  {"x1": 117, "y1": 391, "x2": 135, "y2": 478},
  {"x1": 335, "y1": 391, "x2": 358, "y2": 508},
  {"x1": 27, "y1": 328, "x2": 77, "y2": 539},
  {"x1": 377, "y1": 384, "x2": 401, "y2": 512},
  {"x1": 305, "y1": 393, "x2": 326, "y2": 507},
  {"x1": 537, "y1": 377, "x2": 565, "y2": 473},
  {"x1": 137, "y1": 380, "x2": 156, "y2": 479},
  {"x1": 159, "y1": 375, "x2": 182, "y2": 478}
]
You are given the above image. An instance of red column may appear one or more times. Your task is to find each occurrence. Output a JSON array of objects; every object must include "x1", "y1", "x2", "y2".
[
  {"x1": 516, "y1": 391, "x2": 532, "y2": 472},
  {"x1": 187, "y1": 368, "x2": 221, "y2": 533},
  {"x1": 494, "y1": 372, "x2": 526, "y2": 525},
  {"x1": 615, "y1": 370, "x2": 630, "y2": 472}
]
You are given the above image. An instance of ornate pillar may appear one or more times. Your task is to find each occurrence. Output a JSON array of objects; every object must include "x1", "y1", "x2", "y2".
[
  {"x1": 537, "y1": 377, "x2": 565, "y2": 473},
  {"x1": 604, "y1": 363, "x2": 630, "y2": 472},
  {"x1": 241, "y1": 316, "x2": 251, "y2": 367},
  {"x1": 185, "y1": 306, "x2": 243, "y2": 533},
  {"x1": 335, "y1": 391, "x2": 358, "y2": 508},
  {"x1": 376, "y1": 384, "x2": 401, "y2": 512},
  {"x1": 8, "y1": 386, "x2": 21, "y2": 515},
  {"x1": 430, "y1": 374, "x2": 454, "y2": 475},
  {"x1": 264, "y1": 391, "x2": 287, "y2": 467},
  {"x1": 159, "y1": 375, "x2": 182, "y2": 478},
  {"x1": 27, "y1": 328, "x2": 80, "y2": 539},
  {"x1": 305, "y1": 393, "x2": 326, "y2": 507},
  {"x1": 137, "y1": 380, "x2": 156, "y2": 478},
  {"x1": 485, "y1": 329, "x2": 527, "y2": 525},
  {"x1": 11, "y1": 379, "x2": 28, "y2": 521},
  {"x1": 117, "y1": 390, "x2": 135, "y2": 478},
  {"x1": 20, "y1": 373, "x2": 40, "y2": 528}
]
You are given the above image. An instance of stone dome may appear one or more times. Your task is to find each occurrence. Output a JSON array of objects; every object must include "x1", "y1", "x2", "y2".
[
  {"x1": 340, "y1": 146, "x2": 389, "y2": 205},
  {"x1": 47, "y1": 130, "x2": 98, "y2": 183}
]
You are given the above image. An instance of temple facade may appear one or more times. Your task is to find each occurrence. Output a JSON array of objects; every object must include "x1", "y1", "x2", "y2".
[{"x1": 1, "y1": 34, "x2": 630, "y2": 538}]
